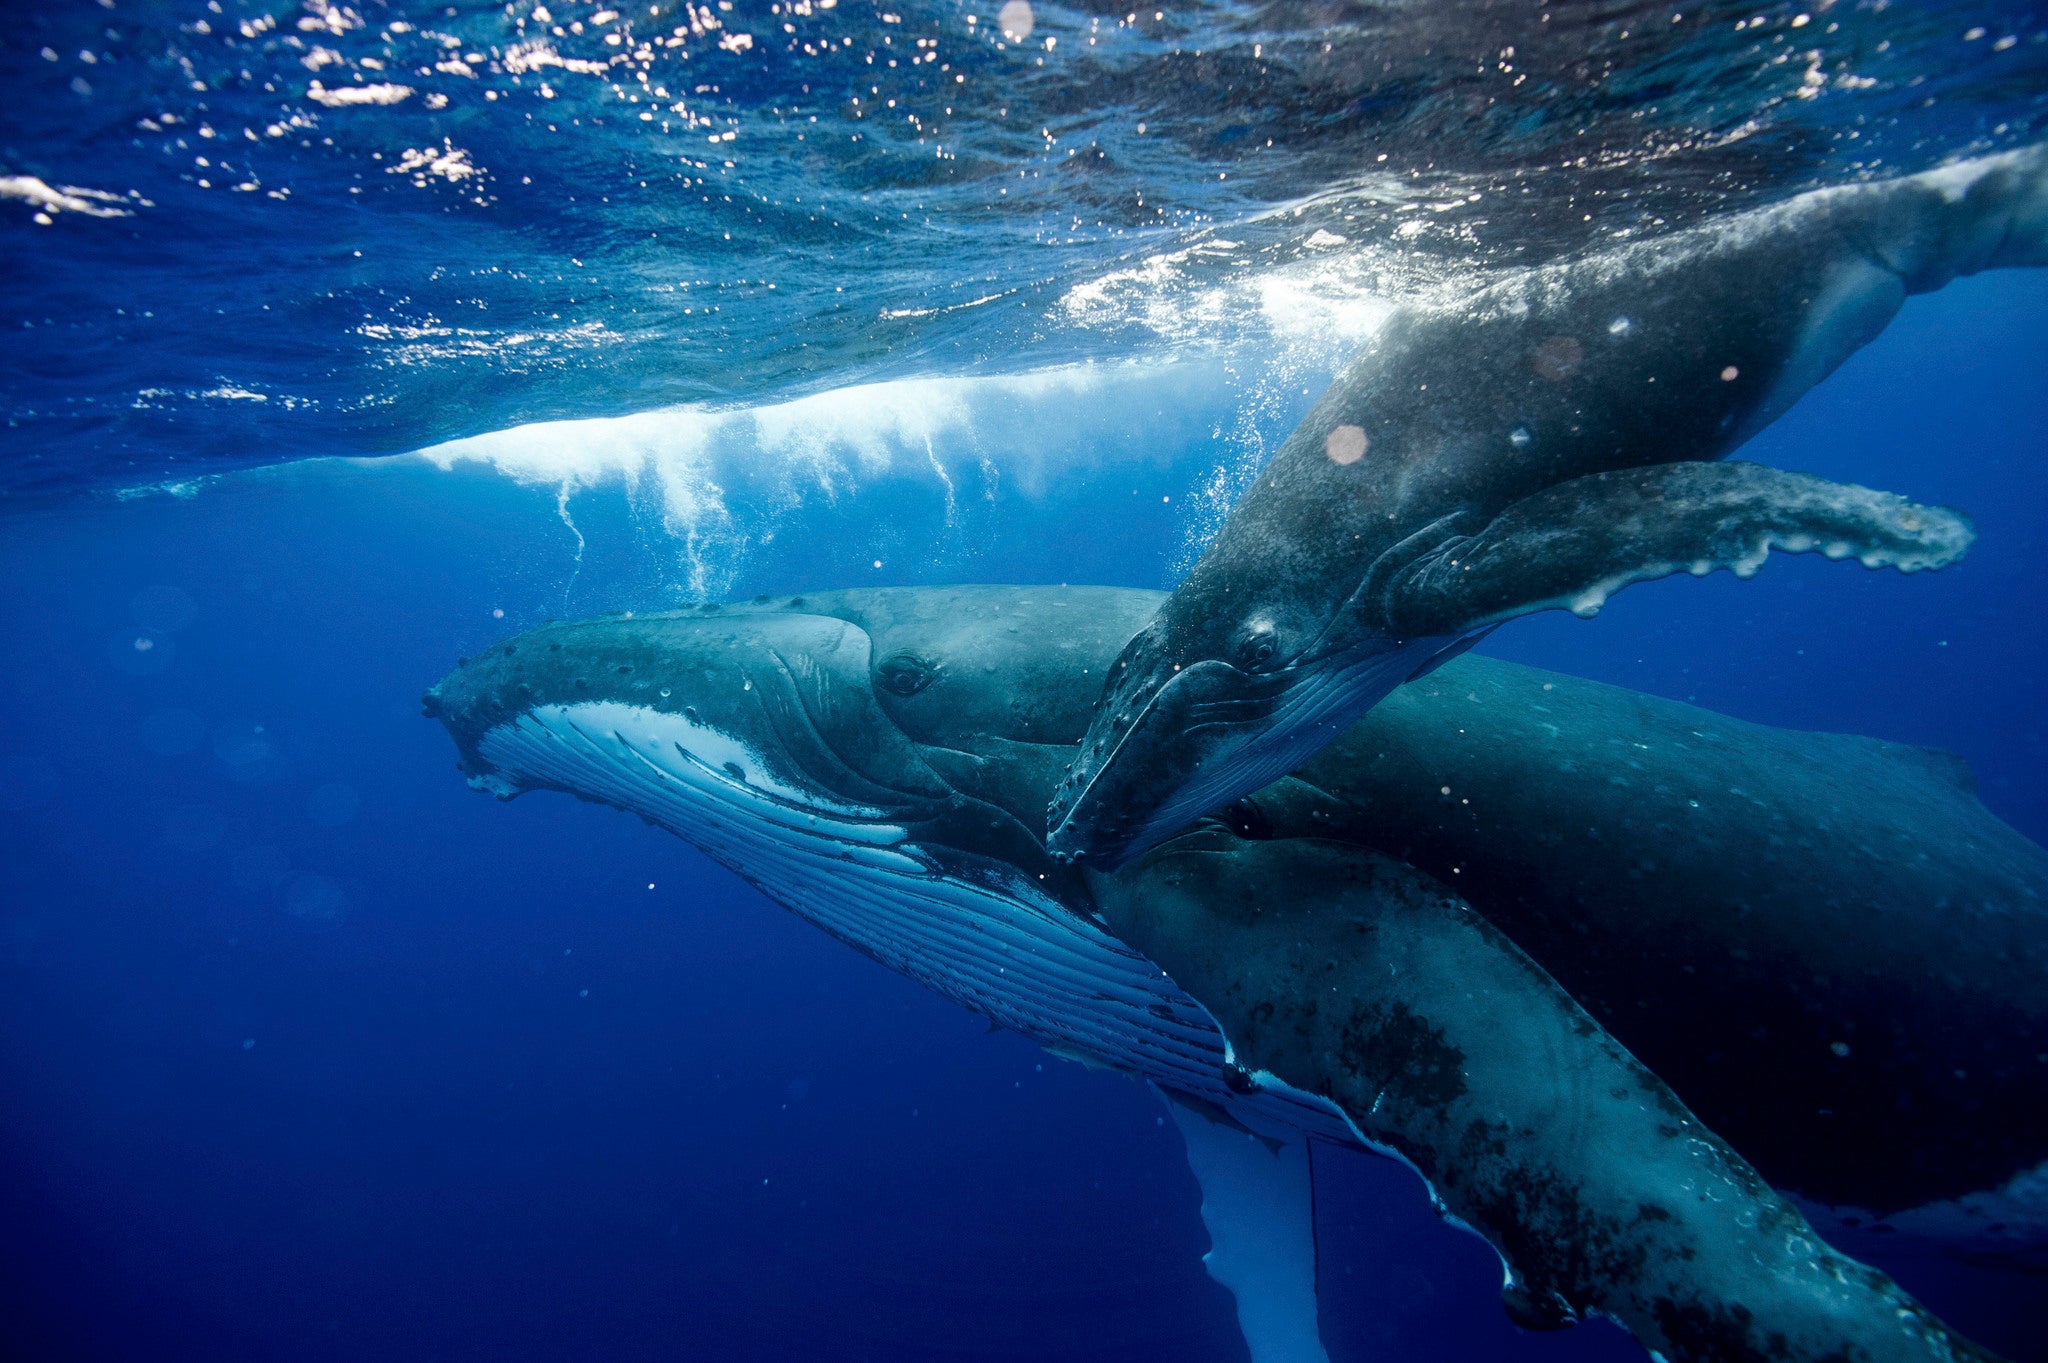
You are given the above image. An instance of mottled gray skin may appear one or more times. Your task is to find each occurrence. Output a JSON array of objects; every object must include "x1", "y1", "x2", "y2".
[
  {"x1": 1048, "y1": 147, "x2": 2048, "y2": 869},
  {"x1": 430, "y1": 585, "x2": 2043, "y2": 1362},
  {"x1": 718, "y1": 589, "x2": 2048, "y2": 1221},
  {"x1": 1095, "y1": 834, "x2": 1997, "y2": 1362},
  {"x1": 1268, "y1": 656, "x2": 2048, "y2": 1223}
]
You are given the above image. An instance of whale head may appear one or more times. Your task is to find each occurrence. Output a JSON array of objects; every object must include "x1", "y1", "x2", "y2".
[
  {"x1": 1044, "y1": 567, "x2": 1452, "y2": 870},
  {"x1": 425, "y1": 588, "x2": 1181, "y2": 941},
  {"x1": 426, "y1": 605, "x2": 984, "y2": 898},
  {"x1": 423, "y1": 588, "x2": 1324, "y2": 1103}
]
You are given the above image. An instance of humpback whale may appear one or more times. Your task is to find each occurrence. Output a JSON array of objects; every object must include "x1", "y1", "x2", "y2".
[
  {"x1": 428, "y1": 585, "x2": 2046, "y2": 1362},
  {"x1": 1046, "y1": 146, "x2": 2048, "y2": 869}
]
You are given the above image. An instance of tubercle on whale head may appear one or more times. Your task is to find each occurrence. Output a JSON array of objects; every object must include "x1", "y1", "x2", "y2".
[
  {"x1": 423, "y1": 618, "x2": 603, "y2": 795},
  {"x1": 1045, "y1": 618, "x2": 1185, "y2": 866}
]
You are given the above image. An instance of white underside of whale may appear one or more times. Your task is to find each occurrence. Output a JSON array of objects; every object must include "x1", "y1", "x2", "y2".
[
  {"x1": 476, "y1": 699, "x2": 1377, "y2": 1361},
  {"x1": 476, "y1": 700, "x2": 1358, "y2": 1137}
]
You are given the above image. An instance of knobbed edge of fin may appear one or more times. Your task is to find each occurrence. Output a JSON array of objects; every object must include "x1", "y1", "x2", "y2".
[{"x1": 1386, "y1": 461, "x2": 1975, "y2": 637}]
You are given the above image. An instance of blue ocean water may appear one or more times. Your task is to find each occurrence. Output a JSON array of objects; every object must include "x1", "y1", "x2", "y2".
[{"x1": 4, "y1": 2, "x2": 2048, "y2": 1360}]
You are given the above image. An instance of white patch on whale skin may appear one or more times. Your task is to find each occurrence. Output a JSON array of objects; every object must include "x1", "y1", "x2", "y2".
[
  {"x1": 475, "y1": 701, "x2": 1360, "y2": 1145},
  {"x1": 1912, "y1": 146, "x2": 2034, "y2": 205},
  {"x1": 481, "y1": 700, "x2": 917, "y2": 866},
  {"x1": 1561, "y1": 508, "x2": 1970, "y2": 620},
  {"x1": 466, "y1": 770, "x2": 523, "y2": 799},
  {"x1": 1167, "y1": 1099, "x2": 1332, "y2": 1363},
  {"x1": 1917, "y1": 160, "x2": 1999, "y2": 206},
  {"x1": 601, "y1": 697, "x2": 887, "y2": 819}
]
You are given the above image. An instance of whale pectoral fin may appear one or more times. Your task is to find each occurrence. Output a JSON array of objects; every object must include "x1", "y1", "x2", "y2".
[
  {"x1": 1383, "y1": 461, "x2": 1973, "y2": 638},
  {"x1": 1403, "y1": 625, "x2": 1498, "y2": 685},
  {"x1": 1094, "y1": 834, "x2": 1996, "y2": 1363},
  {"x1": 1159, "y1": 1087, "x2": 1331, "y2": 1363}
]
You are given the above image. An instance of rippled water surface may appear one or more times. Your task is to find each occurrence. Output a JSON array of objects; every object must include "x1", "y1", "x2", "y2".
[{"x1": 5, "y1": 0, "x2": 2044, "y2": 496}]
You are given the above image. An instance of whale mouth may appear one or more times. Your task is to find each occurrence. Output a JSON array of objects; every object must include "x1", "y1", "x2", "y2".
[
  {"x1": 428, "y1": 609, "x2": 953, "y2": 856},
  {"x1": 1049, "y1": 635, "x2": 1453, "y2": 869},
  {"x1": 476, "y1": 698, "x2": 927, "y2": 866}
]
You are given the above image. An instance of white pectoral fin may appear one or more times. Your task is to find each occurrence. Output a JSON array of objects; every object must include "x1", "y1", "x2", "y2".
[{"x1": 1162, "y1": 1090, "x2": 1332, "y2": 1363}]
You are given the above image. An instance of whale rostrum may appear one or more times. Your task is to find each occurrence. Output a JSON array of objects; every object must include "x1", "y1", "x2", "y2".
[
  {"x1": 429, "y1": 585, "x2": 2046, "y2": 1363},
  {"x1": 1046, "y1": 146, "x2": 2048, "y2": 869}
]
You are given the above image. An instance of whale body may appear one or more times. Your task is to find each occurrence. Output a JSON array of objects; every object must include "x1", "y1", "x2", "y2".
[
  {"x1": 1047, "y1": 147, "x2": 2048, "y2": 869},
  {"x1": 429, "y1": 585, "x2": 2046, "y2": 1362}
]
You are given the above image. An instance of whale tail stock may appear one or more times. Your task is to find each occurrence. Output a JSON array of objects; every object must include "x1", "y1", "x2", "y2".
[
  {"x1": 1091, "y1": 833, "x2": 2005, "y2": 1363},
  {"x1": 1853, "y1": 142, "x2": 2048, "y2": 293},
  {"x1": 1381, "y1": 460, "x2": 1973, "y2": 637}
]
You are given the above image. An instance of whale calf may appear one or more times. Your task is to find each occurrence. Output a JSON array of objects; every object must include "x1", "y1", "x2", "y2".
[
  {"x1": 428, "y1": 585, "x2": 2046, "y2": 1362},
  {"x1": 1047, "y1": 146, "x2": 2048, "y2": 868}
]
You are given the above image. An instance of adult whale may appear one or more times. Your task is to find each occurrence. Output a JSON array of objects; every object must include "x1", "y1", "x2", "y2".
[
  {"x1": 1045, "y1": 146, "x2": 2048, "y2": 869},
  {"x1": 427, "y1": 585, "x2": 2045, "y2": 1362}
]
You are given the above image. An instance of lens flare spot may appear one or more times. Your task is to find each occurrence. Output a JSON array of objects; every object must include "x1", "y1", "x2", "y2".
[
  {"x1": 1324, "y1": 424, "x2": 1368, "y2": 465},
  {"x1": 1532, "y1": 335, "x2": 1583, "y2": 382},
  {"x1": 998, "y1": 0, "x2": 1034, "y2": 41}
]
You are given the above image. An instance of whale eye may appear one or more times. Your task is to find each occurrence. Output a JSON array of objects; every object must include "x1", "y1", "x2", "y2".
[
  {"x1": 1231, "y1": 619, "x2": 1281, "y2": 672},
  {"x1": 876, "y1": 652, "x2": 936, "y2": 698}
]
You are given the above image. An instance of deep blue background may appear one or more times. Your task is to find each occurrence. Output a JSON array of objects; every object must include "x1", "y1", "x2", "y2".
[{"x1": 1, "y1": 271, "x2": 2043, "y2": 1361}]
